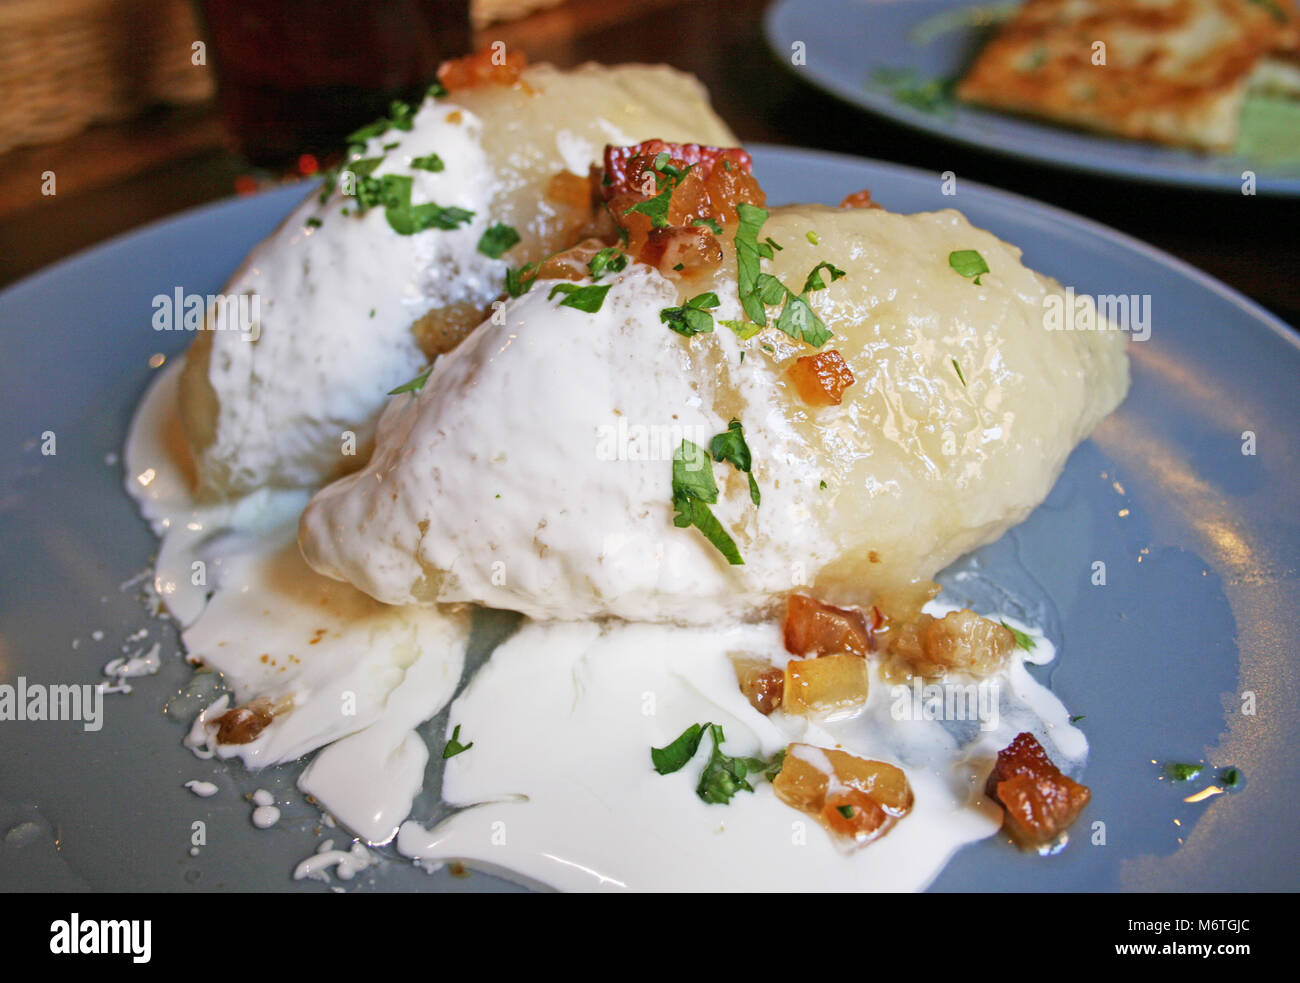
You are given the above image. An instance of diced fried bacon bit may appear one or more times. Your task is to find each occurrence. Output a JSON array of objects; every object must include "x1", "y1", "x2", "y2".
[
  {"x1": 639, "y1": 225, "x2": 724, "y2": 279},
  {"x1": 889, "y1": 609, "x2": 1014, "y2": 679},
  {"x1": 784, "y1": 592, "x2": 874, "y2": 657},
  {"x1": 784, "y1": 654, "x2": 869, "y2": 716},
  {"x1": 602, "y1": 141, "x2": 755, "y2": 195},
  {"x1": 839, "y1": 188, "x2": 883, "y2": 209},
  {"x1": 985, "y1": 732, "x2": 1091, "y2": 849},
  {"x1": 788, "y1": 350, "x2": 856, "y2": 407},
  {"x1": 436, "y1": 48, "x2": 528, "y2": 91},
  {"x1": 731, "y1": 655, "x2": 785, "y2": 715},
  {"x1": 600, "y1": 141, "x2": 765, "y2": 265},
  {"x1": 773, "y1": 744, "x2": 913, "y2": 847},
  {"x1": 214, "y1": 700, "x2": 274, "y2": 745}
]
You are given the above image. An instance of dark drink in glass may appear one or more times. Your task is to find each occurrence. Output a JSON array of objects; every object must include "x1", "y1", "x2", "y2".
[{"x1": 199, "y1": 0, "x2": 473, "y2": 167}]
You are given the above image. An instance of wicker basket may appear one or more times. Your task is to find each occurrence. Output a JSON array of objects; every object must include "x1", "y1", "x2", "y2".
[{"x1": 0, "y1": 0, "x2": 214, "y2": 153}]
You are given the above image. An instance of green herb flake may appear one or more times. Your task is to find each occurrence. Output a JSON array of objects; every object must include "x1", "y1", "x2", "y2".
[
  {"x1": 806, "y1": 231, "x2": 820, "y2": 245},
  {"x1": 734, "y1": 202, "x2": 772, "y2": 326},
  {"x1": 719, "y1": 318, "x2": 762, "y2": 340},
  {"x1": 426, "y1": 81, "x2": 448, "y2": 99},
  {"x1": 587, "y1": 247, "x2": 628, "y2": 280},
  {"x1": 442, "y1": 724, "x2": 473, "y2": 759},
  {"x1": 477, "y1": 222, "x2": 521, "y2": 259},
  {"x1": 696, "y1": 724, "x2": 784, "y2": 805},
  {"x1": 1220, "y1": 766, "x2": 1242, "y2": 788},
  {"x1": 836, "y1": 804, "x2": 855, "y2": 819},
  {"x1": 305, "y1": 217, "x2": 322, "y2": 229},
  {"x1": 660, "y1": 292, "x2": 721, "y2": 337},
  {"x1": 651, "y1": 722, "x2": 707, "y2": 775},
  {"x1": 548, "y1": 282, "x2": 613, "y2": 313},
  {"x1": 672, "y1": 440, "x2": 743, "y2": 565},
  {"x1": 1069, "y1": 714, "x2": 1086, "y2": 723},
  {"x1": 623, "y1": 185, "x2": 673, "y2": 228},
  {"x1": 819, "y1": 480, "x2": 828, "y2": 490},
  {"x1": 774, "y1": 292, "x2": 833, "y2": 348},
  {"x1": 802, "y1": 260, "x2": 846, "y2": 293},
  {"x1": 999, "y1": 620, "x2": 1035, "y2": 651},
  {"x1": 952, "y1": 358, "x2": 968, "y2": 387},
  {"x1": 411, "y1": 153, "x2": 445, "y2": 172},
  {"x1": 505, "y1": 262, "x2": 539, "y2": 298},
  {"x1": 1167, "y1": 762, "x2": 1202, "y2": 782},
  {"x1": 709, "y1": 418, "x2": 760, "y2": 506},
  {"x1": 693, "y1": 217, "x2": 724, "y2": 234},
  {"x1": 388, "y1": 366, "x2": 433, "y2": 395},
  {"x1": 949, "y1": 249, "x2": 989, "y2": 285}
]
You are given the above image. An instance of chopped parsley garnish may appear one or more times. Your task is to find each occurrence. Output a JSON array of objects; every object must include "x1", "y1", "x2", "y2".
[
  {"x1": 774, "y1": 292, "x2": 833, "y2": 347},
  {"x1": 710, "y1": 418, "x2": 760, "y2": 506},
  {"x1": 411, "y1": 153, "x2": 445, "y2": 172},
  {"x1": 548, "y1": 282, "x2": 613, "y2": 313},
  {"x1": 1167, "y1": 762, "x2": 1202, "y2": 782},
  {"x1": 819, "y1": 480, "x2": 828, "y2": 489},
  {"x1": 732, "y1": 203, "x2": 837, "y2": 346},
  {"x1": 952, "y1": 358, "x2": 968, "y2": 387},
  {"x1": 382, "y1": 141, "x2": 401, "y2": 151},
  {"x1": 719, "y1": 318, "x2": 761, "y2": 340},
  {"x1": 652, "y1": 722, "x2": 785, "y2": 805},
  {"x1": 660, "y1": 292, "x2": 720, "y2": 337},
  {"x1": 802, "y1": 260, "x2": 846, "y2": 293},
  {"x1": 623, "y1": 187, "x2": 673, "y2": 228},
  {"x1": 949, "y1": 249, "x2": 989, "y2": 285},
  {"x1": 388, "y1": 366, "x2": 433, "y2": 395},
  {"x1": 1220, "y1": 766, "x2": 1242, "y2": 788},
  {"x1": 622, "y1": 153, "x2": 695, "y2": 229},
  {"x1": 651, "y1": 722, "x2": 706, "y2": 775},
  {"x1": 587, "y1": 247, "x2": 628, "y2": 279},
  {"x1": 672, "y1": 440, "x2": 743, "y2": 565},
  {"x1": 693, "y1": 217, "x2": 723, "y2": 234},
  {"x1": 305, "y1": 217, "x2": 322, "y2": 229},
  {"x1": 442, "y1": 724, "x2": 473, "y2": 759},
  {"x1": 870, "y1": 67, "x2": 954, "y2": 115},
  {"x1": 345, "y1": 99, "x2": 416, "y2": 152},
  {"x1": 1070, "y1": 714, "x2": 1086, "y2": 723},
  {"x1": 735, "y1": 202, "x2": 773, "y2": 325},
  {"x1": 505, "y1": 262, "x2": 540, "y2": 297},
  {"x1": 341, "y1": 169, "x2": 474, "y2": 236},
  {"x1": 836, "y1": 804, "x2": 855, "y2": 819},
  {"x1": 999, "y1": 620, "x2": 1035, "y2": 650},
  {"x1": 427, "y1": 81, "x2": 448, "y2": 99},
  {"x1": 477, "y1": 222, "x2": 521, "y2": 259},
  {"x1": 385, "y1": 201, "x2": 474, "y2": 235},
  {"x1": 764, "y1": 236, "x2": 783, "y2": 252}
]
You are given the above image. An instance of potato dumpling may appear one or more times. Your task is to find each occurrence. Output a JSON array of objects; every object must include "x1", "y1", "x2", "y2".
[
  {"x1": 299, "y1": 203, "x2": 1128, "y2": 623},
  {"x1": 180, "y1": 62, "x2": 736, "y2": 498}
]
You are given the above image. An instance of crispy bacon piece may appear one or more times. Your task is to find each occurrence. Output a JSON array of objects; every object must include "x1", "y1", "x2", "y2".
[
  {"x1": 784, "y1": 592, "x2": 874, "y2": 657},
  {"x1": 889, "y1": 609, "x2": 1014, "y2": 679},
  {"x1": 731, "y1": 656, "x2": 785, "y2": 715},
  {"x1": 602, "y1": 141, "x2": 755, "y2": 196},
  {"x1": 839, "y1": 188, "x2": 883, "y2": 209},
  {"x1": 985, "y1": 732, "x2": 1091, "y2": 849},
  {"x1": 788, "y1": 350, "x2": 856, "y2": 406},
  {"x1": 214, "y1": 701, "x2": 274, "y2": 745},
  {"x1": 601, "y1": 141, "x2": 764, "y2": 269},
  {"x1": 773, "y1": 744, "x2": 913, "y2": 847},
  {"x1": 436, "y1": 47, "x2": 527, "y2": 91}
]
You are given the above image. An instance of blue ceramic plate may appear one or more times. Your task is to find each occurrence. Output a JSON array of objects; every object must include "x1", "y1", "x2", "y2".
[
  {"x1": 765, "y1": 0, "x2": 1300, "y2": 195},
  {"x1": 1, "y1": 146, "x2": 1297, "y2": 891}
]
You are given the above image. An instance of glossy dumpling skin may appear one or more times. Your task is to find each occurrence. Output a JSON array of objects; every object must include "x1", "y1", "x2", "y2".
[
  {"x1": 179, "y1": 63, "x2": 736, "y2": 499},
  {"x1": 298, "y1": 203, "x2": 1130, "y2": 623}
]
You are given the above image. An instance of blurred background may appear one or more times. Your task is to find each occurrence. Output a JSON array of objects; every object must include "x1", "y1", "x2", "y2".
[{"x1": 0, "y1": 0, "x2": 1296, "y2": 326}]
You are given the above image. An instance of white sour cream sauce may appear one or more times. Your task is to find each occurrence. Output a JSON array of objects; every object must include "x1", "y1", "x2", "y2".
[{"x1": 127, "y1": 358, "x2": 1086, "y2": 891}]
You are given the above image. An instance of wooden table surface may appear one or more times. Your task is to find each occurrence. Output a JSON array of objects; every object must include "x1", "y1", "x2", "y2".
[{"x1": 2, "y1": 0, "x2": 1297, "y2": 329}]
